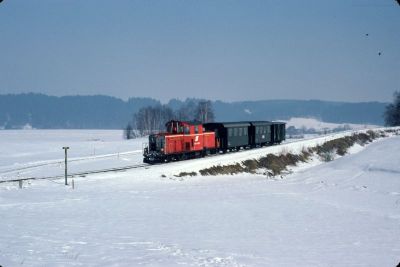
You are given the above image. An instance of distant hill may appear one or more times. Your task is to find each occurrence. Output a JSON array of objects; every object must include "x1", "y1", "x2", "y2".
[
  {"x1": 0, "y1": 94, "x2": 159, "y2": 129},
  {"x1": 0, "y1": 94, "x2": 387, "y2": 129}
]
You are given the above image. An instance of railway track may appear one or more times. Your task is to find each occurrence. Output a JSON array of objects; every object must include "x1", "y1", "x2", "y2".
[
  {"x1": 0, "y1": 163, "x2": 150, "y2": 184},
  {"x1": 0, "y1": 150, "x2": 142, "y2": 175}
]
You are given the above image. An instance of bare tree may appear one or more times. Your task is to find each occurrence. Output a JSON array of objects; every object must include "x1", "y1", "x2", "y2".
[
  {"x1": 195, "y1": 100, "x2": 215, "y2": 123},
  {"x1": 134, "y1": 105, "x2": 175, "y2": 135},
  {"x1": 384, "y1": 91, "x2": 400, "y2": 126},
  {"x1": 176, "y1": 100, "x2": 197, "y2": 121},
  {"x1": 124, "y1": 123, "x2": 134, "y2": 139}
]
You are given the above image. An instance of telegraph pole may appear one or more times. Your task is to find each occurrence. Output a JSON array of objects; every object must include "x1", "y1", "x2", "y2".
[{"x1": 63, "y1": 147, "x2": 70, "y2": 185}]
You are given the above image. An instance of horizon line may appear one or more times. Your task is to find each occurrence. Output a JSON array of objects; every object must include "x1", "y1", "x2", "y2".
[{"x1": 0, "y1": 92, "x2": 389, "y2": 104}]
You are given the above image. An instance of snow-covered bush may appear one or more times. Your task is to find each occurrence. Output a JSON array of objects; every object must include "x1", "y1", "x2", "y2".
[{"x1": 320, "y1": 150, "x2": 335, "y2": 162}]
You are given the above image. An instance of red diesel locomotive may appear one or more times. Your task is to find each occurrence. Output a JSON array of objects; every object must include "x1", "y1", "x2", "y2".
[{"x1": 143, "y1": 120, "x2": 217, "y2": 163}]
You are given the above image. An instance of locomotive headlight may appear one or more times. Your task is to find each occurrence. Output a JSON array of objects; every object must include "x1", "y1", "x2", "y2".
[{"x1": 161, "y1": 148, "x2": 164, "y2": 152}]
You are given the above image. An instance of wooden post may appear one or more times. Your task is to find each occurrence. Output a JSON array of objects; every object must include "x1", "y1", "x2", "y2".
[
  {"x1": 72, "y1": 179, "x2": 75, "y2": 190},
  {"x1": 63, "y1": 147, "x2": 70, "y2": 185},
  {"x1": 18, "y1": 180, "x2": 23, "y2": 189}
]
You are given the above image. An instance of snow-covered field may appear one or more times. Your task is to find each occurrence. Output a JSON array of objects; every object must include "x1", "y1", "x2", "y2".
[
  {"x1": 0, "y1": 130, "x2": 146, "y2": 180},
  {"x1": 1, "y1": 129, "x2": 400, "y2": 266}
]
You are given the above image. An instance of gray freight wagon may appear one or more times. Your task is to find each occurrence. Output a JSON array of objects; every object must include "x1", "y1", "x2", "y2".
[
  {"x1": 203, "y1": 122, "x2": 251, "y2": 152},
  {"x1": 249, "y1": 121, "x2": 273, "y2": 147}
]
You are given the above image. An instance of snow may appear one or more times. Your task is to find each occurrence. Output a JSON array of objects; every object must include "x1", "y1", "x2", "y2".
[
  {"x1": 1, "y1": 129, "x2": 400, "y2": 266},
  {"x1": 244, "y1": 109, "x2": 252, "y2": 115}
]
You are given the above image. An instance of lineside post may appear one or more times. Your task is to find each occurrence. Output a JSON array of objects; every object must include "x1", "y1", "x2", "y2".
[{"x1": 63, "y1": 146, "x2": 70, "y2": 185}]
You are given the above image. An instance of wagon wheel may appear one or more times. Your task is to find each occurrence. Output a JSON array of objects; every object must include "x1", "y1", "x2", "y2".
[{"x1": 180, "y1": 153, "x2": 187, "y2": 161}]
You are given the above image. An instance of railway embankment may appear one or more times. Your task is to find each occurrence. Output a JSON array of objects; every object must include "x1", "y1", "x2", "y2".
[{"x1": 176, "y1": 128, "x2": 400, "y2": 178}]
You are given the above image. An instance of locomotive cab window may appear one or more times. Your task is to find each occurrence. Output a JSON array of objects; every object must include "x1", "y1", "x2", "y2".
[
  {"x1": 195, "y1": 126, "x2": 199, "y2": 134},
  {"x1": 184, "y1": 126, "x2": 190, "y2": 134}
]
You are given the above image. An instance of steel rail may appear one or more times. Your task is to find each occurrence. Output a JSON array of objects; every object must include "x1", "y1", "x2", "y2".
[{"x1": 0, "y1": 163, "x2": 150, "y2": 184}]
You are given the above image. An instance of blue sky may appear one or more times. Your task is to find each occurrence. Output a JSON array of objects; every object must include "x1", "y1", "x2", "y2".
[{"x1": 0, "y1": 0, "x2": 399, "y2": 102}]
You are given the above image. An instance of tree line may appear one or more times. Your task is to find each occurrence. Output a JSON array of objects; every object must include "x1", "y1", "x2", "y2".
[
  {"x1": 123, "y1": 90, "x2": 400, "y2": 139},
  {"x1": 124, "y1": 100, "x2": 215, "y2": 139}
]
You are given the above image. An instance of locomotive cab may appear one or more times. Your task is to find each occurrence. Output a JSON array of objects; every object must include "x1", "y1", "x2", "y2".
[{"x1": 166, "y1": 120, "x2": 189, "y2": 134}]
